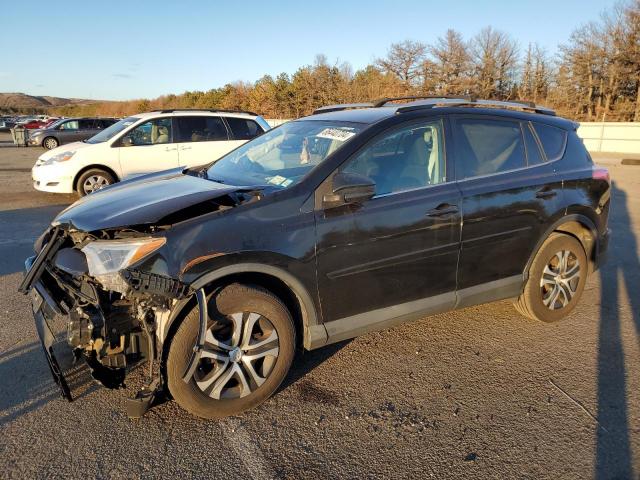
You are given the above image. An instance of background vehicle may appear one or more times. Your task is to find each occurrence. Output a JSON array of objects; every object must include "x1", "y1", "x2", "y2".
[
  {"x1": 21, "y1": 117, "x2": 59, "y2": 129},
  {"x1": 20, "y1": 97, "x2": 610, "y2": 420},
  {"x1": 31, "y1": 109, "x2": 270, "y2": 196},
  {"x1": 28, "y1": 117, "x2": 118, "y2": 149}
]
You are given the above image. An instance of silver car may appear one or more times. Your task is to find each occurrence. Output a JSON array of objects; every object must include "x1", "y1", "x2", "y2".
[{"x1": 29, "y1": 117, "x2": 118, "y2": 149}]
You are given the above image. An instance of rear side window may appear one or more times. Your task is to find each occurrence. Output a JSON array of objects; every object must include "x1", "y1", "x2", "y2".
[
  {"x1": 523, "y1": 123, "x2": 545, "y2": 166},
  {"x1": 454, "y1": 118, "x2": 525, "y2": 179},
  {"x1": 176, "y1": 116, "x2": 228, "y2": 142},
  {"x1": 226, "y1": 117, "x2": 262, "y2": 140},
  {"x1": 79, "y1": 119, "x2": 96, "y2": 129},
  {"x1": 532, "y1": 123, "x2": 567, "y2": 161}
]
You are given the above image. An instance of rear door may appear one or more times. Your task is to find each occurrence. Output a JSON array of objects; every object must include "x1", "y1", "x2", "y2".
[
  {"x1": 117, "y1": 117, "x2": 179, "y2": 178},
  {"x1": 79, "y1": 119, "x2": 100, "y2": 141},
  {"x1": 452, "y1": 115, "x2": 563, "y2": 304},
  {"x1": 224, "y1": 117, "x2": 265, "y2": 151},
  {"x1": 175, "y1": 116, "x2": 231, "y2": 167}
]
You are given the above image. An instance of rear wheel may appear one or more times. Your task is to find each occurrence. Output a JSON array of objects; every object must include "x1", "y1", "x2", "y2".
[
  {"x1": 515, "y1": 233, "x2": 587, "y2": 322},
  {"x1": 76, "y1": 168, "x2": 114, "y2": 196},
  {"x1": 43, "y1": 136, "x2": 59, "y2": 150},
  {"x1": 167, "y1": 284, "x2": 296, "y2": 419}
]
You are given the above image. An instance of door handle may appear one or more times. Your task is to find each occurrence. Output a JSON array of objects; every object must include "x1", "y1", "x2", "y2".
[
  {"x1": 426, "y1": 203, "x2": 459, "y2": 217},
  {"x1": 165, "y1": 146, "x2": 178, "y2": 152},
  {"x1": 180, "y1": 146, "x2": 192, "y2": 151},
  {"x1": 535, "y1": 188, "x2": 557, "y2": 199}
]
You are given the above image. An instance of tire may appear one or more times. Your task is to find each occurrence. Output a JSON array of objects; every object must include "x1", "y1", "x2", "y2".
[
  {"x1": 43, "y1": 136, "x2": 59, "y2": 150},
  {"x1": 76, "y1": 168, "x2": 115, "y2": 196},
  {"x1": 515, "y1": 233, "x2": 588, "y2": 322},
  {"x1": 167, "y1": 284, "x2": 296, "y2": 419}
]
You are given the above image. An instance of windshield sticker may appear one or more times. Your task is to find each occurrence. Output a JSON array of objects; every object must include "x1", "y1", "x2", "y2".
[
  {"x1": 316, "y1": 127, "x2": 356, "y2": 142},
  {"x1": 268, "y1": 175, "x2": 287, "y2": 186}
]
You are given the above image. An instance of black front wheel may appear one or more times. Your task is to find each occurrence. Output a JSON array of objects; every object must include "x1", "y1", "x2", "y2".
[{"x1": 167, "y1": 284, "x2": 296, "y2": 419}]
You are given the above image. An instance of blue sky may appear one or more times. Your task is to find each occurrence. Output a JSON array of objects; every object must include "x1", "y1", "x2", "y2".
[{"x1": 0, "y1": 0, "x2": 617, "y2": 101}]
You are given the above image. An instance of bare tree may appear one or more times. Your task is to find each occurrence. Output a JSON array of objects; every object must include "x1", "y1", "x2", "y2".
[
  {"x1": 426, "y1": 29, "x2": 472, "y2": 95},
  {"x1": 470, "y1": 27, "x2": 519, "y2": 99},
  {"x1": 376, "y1": 40, "x2": 427, "y2": 88}
]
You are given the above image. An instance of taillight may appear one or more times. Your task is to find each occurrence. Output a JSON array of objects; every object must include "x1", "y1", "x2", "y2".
[{"x1": 592, "y1": 167, "x2": 610, "y2": 184}]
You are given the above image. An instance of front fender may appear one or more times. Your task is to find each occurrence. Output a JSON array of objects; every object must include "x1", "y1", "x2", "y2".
[{"x1": 160, "y1": 261, "x2": 326, "y2": 352}]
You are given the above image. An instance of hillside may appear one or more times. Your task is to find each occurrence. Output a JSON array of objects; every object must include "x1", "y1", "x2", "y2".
[{"x1": 0, "y1": 92, "x2": 99, "y2": 110}]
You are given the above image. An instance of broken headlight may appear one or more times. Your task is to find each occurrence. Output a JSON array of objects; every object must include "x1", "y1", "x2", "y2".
[{"x1": 81, "y1": 238, "x2": 166, "y2": 292}]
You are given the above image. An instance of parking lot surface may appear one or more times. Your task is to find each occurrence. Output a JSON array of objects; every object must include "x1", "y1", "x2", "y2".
[{"x1": 0, "y1": 132, "x2": 638, "y2": 479}]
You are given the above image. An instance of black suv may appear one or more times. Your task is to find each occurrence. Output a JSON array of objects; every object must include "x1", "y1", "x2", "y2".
[{"x1": 20, "y1": 97, "x2": 611, "y2": 419}]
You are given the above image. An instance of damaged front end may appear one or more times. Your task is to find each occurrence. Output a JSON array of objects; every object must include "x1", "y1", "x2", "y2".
[{"x1": 19, "y1": 224, "x2": 191, "y2": 417}]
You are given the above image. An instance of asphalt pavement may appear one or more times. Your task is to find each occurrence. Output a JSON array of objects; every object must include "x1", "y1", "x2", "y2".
[{"x1": 0, "y1": 133, "x2": 638, "y2": 479}]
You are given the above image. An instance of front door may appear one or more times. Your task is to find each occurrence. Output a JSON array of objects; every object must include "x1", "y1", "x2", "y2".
[
  {"x1": 117, "y1": 117, "x2": 179, "y2": 178},
  {"x1": 314, "y1": 118, "x2": 461, "y2": 332},
  {"x1": 56, "y1": 119, "x2": 81, "y2": 144}
]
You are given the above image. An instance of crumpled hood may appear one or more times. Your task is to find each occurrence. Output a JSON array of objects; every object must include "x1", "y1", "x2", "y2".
[{"x1": 53, "y1": 168, "x2": 244, "y2": 231}]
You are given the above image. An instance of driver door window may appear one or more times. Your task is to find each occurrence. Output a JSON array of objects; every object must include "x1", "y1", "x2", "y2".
[
  {"x1": 342, "y1": 120, "x2": 446, "y2": 195},
  {"x1": 128, "y1": 118, "x2": 173, "y2": 146},
  {"x1": 118, "y1": 118, "x2": 179, "y2": 178},
  {"x1": 59, "y1": 120, "x2": 79, "y2": 130}
]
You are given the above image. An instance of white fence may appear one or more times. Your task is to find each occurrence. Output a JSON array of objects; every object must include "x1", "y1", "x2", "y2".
[
  {"x1": 577, "y1": 122, "x2": 640, "y2": 155},
  {"x1": 266, "y1": 119, "x2": 639, "y2": 155}
]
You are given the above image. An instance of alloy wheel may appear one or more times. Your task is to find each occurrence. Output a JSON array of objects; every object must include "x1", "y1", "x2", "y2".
[
  {"x1": 539, "y1": 250, "x2": 581, "y2": 310},
  {"x1": 193, "y1": 312, "x2": 280, "y2": 399},
  {"x1": 83, "y1": 175, "x2": 109, "y2": 194},
  {"x1": 44, "y1": 138, "x2": 58, "y2": 149}
]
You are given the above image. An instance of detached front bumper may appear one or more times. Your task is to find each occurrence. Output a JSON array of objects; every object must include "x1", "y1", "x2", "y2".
[{"x1": 25, "y1": 255, "x2": 74, "y2": 401}]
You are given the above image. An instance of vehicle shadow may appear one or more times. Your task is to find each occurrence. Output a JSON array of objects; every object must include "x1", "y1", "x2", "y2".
[
  {"x1": 279, "y1": 340, "x2": 351, "y2": 393},
  {"x1": 0, "y1": 339, "x2": 98, "y2": 427},
  {"x1": 0, "y1": 204, "x2": 69, "y2": 276},
  {"x1": 595, "y1": 182, "x2": 640, "y2": 479}
]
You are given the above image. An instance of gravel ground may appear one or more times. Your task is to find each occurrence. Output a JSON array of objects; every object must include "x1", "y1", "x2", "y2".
[{"x1": 0, "y1": 133, "x2": 638, "y2": 479}]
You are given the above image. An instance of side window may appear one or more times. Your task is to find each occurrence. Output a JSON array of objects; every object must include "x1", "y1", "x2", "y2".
[
  {"x1": 127, "y1": 118, "x2": 172, "y2": 146},
  {"x1": 523, "y1": 122, "x2": 545, "y2": 166},
  {"x1": 342, "y1": 120, "x2": 446, "y2": 195},
  {"x1": 454, "y1": 118, "x2": 525, "y2": 179},
  {"x1": 59, "y1": 120, "x2": 79, "y2": 130},
  {"x1": 176, "y1": 116, "x2": 228, "y2": 143},
  {"x1": 226, "y1": 117, "x2": 262, "y2": 140},
  {"x1": 532, "y1": 123, "x2": 567, "y2": 161},
  {"x1": 79, "y1": 119, "x2": 95, "y2": 130}
]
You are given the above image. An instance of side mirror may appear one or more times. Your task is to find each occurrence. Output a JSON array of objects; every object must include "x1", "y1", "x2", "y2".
[
  {"x1": 121, "y1": 136, "x2": 134, "y2": 147},
  {"x1": 323, "y1": 172, "x2": 375, "y2": 208}
]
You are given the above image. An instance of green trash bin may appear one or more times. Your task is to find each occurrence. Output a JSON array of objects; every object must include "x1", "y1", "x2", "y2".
[{"x1": 12, "y1": 126, "x2": 27, "y2": 147}]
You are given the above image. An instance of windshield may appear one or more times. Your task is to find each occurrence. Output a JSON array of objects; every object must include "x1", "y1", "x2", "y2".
[
  {"x1": 206, "y1": 120, "x2": 364, "y2": 188},
  {"x1": 45, "y1": 119, "x2": 65, "y2": 130},
  {"x1": 86, "y1": 116, "x2": 140, "y2": 144}
]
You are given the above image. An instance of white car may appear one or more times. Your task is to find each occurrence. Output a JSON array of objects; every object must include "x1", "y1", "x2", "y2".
[{"x1": 32, "y1": 109, "x2": 271, "y2": 196}]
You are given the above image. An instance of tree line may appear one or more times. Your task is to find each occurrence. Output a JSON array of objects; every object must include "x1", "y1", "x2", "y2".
[{"x1": 54, "y1": 1, "x2": 639, "y2": 122}]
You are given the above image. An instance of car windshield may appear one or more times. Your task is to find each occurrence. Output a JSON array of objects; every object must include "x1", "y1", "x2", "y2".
[
  {"x1": 206, "y1": 120, "x2": 365, "y2": 188},
  {"x1": 86, "y1": 116, "x2": 140, "y2": 144}
]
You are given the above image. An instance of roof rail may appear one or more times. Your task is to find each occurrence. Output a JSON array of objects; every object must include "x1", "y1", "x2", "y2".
[
  {"x1": 151, "y1": 108, "x2": 259, "y2": 116},
  {"x1": 312, "y1": 103, "x2": 375, "y2": 115},
  {"x1": 372, "y1": 95, "x2": 476, "y2": 107},
  {"x1": 396, "y1": 98, "x2": 556, "y2": 116},
  {"x1": 311, "y1": 97, "x2": 555, "y2": 117}
]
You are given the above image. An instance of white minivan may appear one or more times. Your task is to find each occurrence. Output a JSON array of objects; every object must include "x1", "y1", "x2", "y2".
[{"x1": 32, "y1": 109, "x2": 271, "y2": 196}]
